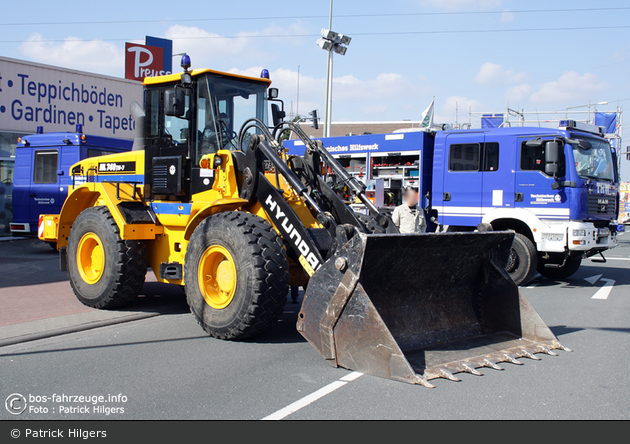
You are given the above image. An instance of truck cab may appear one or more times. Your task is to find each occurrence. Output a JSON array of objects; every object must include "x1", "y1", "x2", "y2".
[{"x1": 10, "y1": 131, "x2": 132, "y2": 237}]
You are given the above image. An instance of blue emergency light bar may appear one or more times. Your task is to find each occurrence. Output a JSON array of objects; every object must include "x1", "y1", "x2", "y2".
[{"x1": 559, "y1": 119, "x2": 605, "y2": 136}]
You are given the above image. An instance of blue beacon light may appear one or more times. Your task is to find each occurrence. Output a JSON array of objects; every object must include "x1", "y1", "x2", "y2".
[
  {"x1": 181, "y1": 54, "x2": 191, "y2": 71},
  {"x1": 260, "y1": 69, "x2": 270, "y2": 79}
]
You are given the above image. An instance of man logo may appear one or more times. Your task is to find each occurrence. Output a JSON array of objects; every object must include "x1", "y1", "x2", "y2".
[{"x1": 169, "y1": 165, "x2": 176, "y2": 176}]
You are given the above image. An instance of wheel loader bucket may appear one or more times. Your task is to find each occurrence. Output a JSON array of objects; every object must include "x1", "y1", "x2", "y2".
[{"x1": 296, "y1": 231, "x2": 570, "y2": 387}]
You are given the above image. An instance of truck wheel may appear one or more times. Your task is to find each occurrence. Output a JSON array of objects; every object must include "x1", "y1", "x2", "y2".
[
  {"x1": 537, "y1": 257, "x2": 582, "y2": 280},
  {"x1": 67, "y1": 206, "x2": 147, "y2": 309},
  {"x1": 185, "y1": 212, "x2": 289, "y2": 340},
  {"x1": 506, "y1": 233, "x2": 538, "y2": 286}
]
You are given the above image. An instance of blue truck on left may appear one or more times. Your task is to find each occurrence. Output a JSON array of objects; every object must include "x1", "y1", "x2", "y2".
[{"x1": 10, "y1": 130, "x2": 132, "y2": 238}]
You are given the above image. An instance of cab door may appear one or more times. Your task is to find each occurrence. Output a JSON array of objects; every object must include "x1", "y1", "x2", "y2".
[
  {"x1": 29, "y1": 149, "x2": 62, "y2": 226},
  {"x1": 440, "y1": 133, "x2": 484, "y2": 226}
]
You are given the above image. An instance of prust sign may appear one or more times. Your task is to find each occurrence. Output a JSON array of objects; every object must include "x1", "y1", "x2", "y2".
[
  {"x1": 0, "y1": 56, "x2": 143, "y2": 138},
  {"x1": 125, "y1": 36, "x2": 173, "y2": 82}
]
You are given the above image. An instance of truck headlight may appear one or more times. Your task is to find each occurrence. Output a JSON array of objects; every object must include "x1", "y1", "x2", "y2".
[{"x1": 572, "y1": 229, "x2": 586, "y2": 237}]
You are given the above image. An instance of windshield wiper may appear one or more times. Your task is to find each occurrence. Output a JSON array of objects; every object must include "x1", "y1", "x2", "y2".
[{"x1": 580, "y1": 174, "x2": 612, "y2": 182}]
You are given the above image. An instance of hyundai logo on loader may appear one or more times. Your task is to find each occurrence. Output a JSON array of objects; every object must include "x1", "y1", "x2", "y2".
[{"x1": 265, "y1": 194, "x2": 321, "y2": 274}]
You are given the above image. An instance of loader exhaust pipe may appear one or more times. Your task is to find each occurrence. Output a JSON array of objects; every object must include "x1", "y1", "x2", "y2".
[
  {"x1": 130, "y1": 101, "x2": 145, "y2": 151},
  {"x1": 297, "y1": 231, "x2": 570, "y2": 387}
]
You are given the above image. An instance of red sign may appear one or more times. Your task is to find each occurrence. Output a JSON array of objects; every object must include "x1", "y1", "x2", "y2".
[{"x1": 125, "y1": 43, "x2": 169, "y2": 81}]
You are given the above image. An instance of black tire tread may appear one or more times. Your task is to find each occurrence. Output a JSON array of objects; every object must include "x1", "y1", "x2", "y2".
[
  {"x1": 186, "y1": 212, "x2": 289, "y2": 340},
  {"x1": 537, "y1": 257, "x2": 582, "y2": 280},
  {"x1": 68, "y1": 206, "x2": 147, "y2": 309},
  {"x1": 509, "y1": 233, "x2": 538, "y2": 286}
]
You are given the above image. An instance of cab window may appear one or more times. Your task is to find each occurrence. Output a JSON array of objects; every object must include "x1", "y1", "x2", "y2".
[
  {"x1": 520, "y1": 140, "x2": 565, "y2": 177},
  {"x1": 33, "y1": 150, "x2": 58, "y2": 184}
]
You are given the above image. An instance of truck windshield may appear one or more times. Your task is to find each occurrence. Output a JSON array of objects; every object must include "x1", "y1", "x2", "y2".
[
  {"x1": 572, "y1": 138, "x2": 615, "y2": 183},
  {"x1": 196, "y1": 74, "x2": 267, "y2": 163}
]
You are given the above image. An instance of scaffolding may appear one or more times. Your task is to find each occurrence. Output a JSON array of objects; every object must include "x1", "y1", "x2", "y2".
[{"x1": 469, "y1": 103, "x2": 627, "y2": 176}]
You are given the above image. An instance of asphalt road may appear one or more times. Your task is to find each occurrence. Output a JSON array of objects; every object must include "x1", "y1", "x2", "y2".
[{"x1": 1, "y1": 234, "x2": 629, "y2": 420}]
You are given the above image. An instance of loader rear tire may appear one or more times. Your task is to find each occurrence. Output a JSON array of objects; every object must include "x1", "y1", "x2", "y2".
[
  {"x1": 185, "y1": 212, "x2": 289, "y2": 340},
  {"x1": 67, "y1": 206, "x2": 147, "y2": 309},
  {"x1": 506, "y1": 233, "x2": 538, "y2": 286}
]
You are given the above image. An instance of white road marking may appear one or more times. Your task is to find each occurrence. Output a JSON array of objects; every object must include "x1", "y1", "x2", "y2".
[
  {"x1": 584, "y1": 274, "x2": 603, "y2": 285},
  {"x1": 592, "y1": 278, "x2": 616, "y2": 300},
  {"x1": 261, "y1": 372, "x2": 363, "y2": 420},
  {"x1": 604, "y1": 257, "x2": 630, "y2": 261}
]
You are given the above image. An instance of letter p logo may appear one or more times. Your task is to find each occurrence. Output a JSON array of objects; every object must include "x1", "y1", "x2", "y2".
[
  {"x1": 125, "y1": 43, "x2": 164, "y2": 81},
  {"x1": 127, "y1": 46, "x2": 153, "y2": 78}
]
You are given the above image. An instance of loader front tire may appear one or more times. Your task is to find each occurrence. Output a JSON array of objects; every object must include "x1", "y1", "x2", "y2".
[
  {"x1": 185, "y1": 212, "x2": 289, "y2": 340},
  {"x1": 506, "y1": 233, "x2": 538, "y2": 286},
  {"x1": 67, "y1": 206, "x2": 147, "y2": 309}
]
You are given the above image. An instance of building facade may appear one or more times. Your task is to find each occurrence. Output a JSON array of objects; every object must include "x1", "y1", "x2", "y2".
[{"x1": 0, "y1": 56, "x2": 143, "y2": 234}]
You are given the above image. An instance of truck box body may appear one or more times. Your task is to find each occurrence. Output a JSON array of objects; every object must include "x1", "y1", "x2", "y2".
[{"x1": 11, "y1": 132, "x2": 132, "y2": 236}]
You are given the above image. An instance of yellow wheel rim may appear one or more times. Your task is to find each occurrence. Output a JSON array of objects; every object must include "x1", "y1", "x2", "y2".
[
  {"x1": 198, "y1": 245, "x2": 237, "y2": 309},
  {"x1": 77, "y1": 232, "x2": 105, "y2": 285}
]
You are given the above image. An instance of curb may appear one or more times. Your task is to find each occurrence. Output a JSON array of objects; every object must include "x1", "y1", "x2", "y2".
[
  {"x1": 0, "y1": 237, "x2": 27, "y2": 242},
  {"x1": 0, "y1": 312, "x2": 160, "y2": 348}
]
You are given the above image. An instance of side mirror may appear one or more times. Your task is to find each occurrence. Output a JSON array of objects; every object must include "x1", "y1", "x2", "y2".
[
  {"x1": 164, "y1": 87, "x2": 186, "y2": 117},
  {"x1": 525, "y1": 138, "x2": 543, "y2": 148},
  {"x1": 271, "y1": 103, "x2": 286, "y2": 126},
  {"x1": 579, "y1": 139, "x2": 592, "y2": 150},
  {"x1": 309, "y1": 109, "x2": 319, "y2": 130},
  {"x1": 545, "y1": 141, "x2": 560, "y2": 177}
]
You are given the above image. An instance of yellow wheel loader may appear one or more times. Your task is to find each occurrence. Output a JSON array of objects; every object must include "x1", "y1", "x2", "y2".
[{"x1": 39, "y1": 57, "x2": 569, "y2": 387}]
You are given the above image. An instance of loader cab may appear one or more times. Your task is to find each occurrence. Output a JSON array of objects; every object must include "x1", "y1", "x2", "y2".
[{"x1": 142, "y1": 66, "x2": 270, "y2": 199}]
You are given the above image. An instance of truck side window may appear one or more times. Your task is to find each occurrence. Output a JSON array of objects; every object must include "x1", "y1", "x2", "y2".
[
  {"x1": 449, "y1": 144, "x2": 480, "y2": 171},
  {"x1": 33, "y1": 150, "x2": 58, "y2": 184},
  {"x1": 520, "y1": 141, "x2": 565, "y2": 177},
  {"x1": 484, "y1": 142, "x2": 499, "y2": 172}
]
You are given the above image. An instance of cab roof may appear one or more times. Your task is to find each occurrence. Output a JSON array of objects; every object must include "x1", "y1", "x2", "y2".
[
  {"x1": 17, "y1": 133, "x2": 133, "y2": 149},
  {"x1": 143, "y1": 68, "x2": 272, "y2": 87}
]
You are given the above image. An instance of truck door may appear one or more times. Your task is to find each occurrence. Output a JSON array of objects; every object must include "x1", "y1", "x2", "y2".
[
  {"x1": 480, "y1": 138, "x2": 512, "y2": 213},
  {"x1": 441, "y1": 133, "x2": 484, "y2": 226},
  {"x1": 515, "y1": 137, "x2": 567, "y2": 219},
  {"x1": 29, "y1": 149, "x2": 61, "y2": 226}
]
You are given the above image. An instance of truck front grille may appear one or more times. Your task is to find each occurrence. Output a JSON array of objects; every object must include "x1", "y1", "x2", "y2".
[{"x1": 587, "y1": 194, "x2": 616, "y2": 215}]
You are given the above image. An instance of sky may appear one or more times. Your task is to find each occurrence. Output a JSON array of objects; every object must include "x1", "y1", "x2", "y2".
[{"x1": 2, "y1": 0, "x2": 630, "y2": 177}]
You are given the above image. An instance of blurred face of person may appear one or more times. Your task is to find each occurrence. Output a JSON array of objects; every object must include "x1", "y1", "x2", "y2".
[{"x1": 404, "y1": 189, "x2": 418, "y2": 207}]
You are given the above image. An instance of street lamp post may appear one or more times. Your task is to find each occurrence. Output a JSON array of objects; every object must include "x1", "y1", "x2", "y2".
[{"x1": 317, "y1": 19, "x2": 351, "y2": 137}]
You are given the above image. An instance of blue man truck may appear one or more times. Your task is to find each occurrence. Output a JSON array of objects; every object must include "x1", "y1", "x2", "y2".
[
  {"x1": 285, "y1": 120, "x2": 623, "y2": 285},
  {"x1": 10, "y1": 128, "x2": 132, "y2": 240}
]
